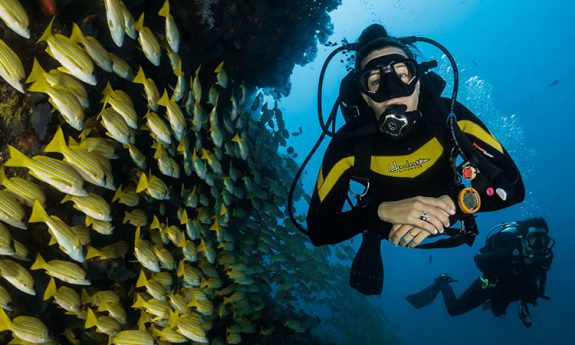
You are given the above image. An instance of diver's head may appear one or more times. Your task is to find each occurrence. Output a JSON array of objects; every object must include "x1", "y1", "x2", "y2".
[
  {"x1": 519, "y1": 217, "x2": 551, "y2": 251},
  {"x1": 355, "y1": 24, "x2": 421, "y2": 138}
]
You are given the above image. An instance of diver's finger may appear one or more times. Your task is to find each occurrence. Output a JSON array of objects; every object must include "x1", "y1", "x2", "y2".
[
  {"x1": 390, "y1": 224, "x2": 411, "y2": 246},
  {"x1": 419, "y1": 211, "x2": 446, "y2": 234},
  {"x1": 416, "y1": 196, "x2": 456, "y2": 216},
  {"x1": 409, "y1": 209, "x2": 439, "y2": 234},
  {"x1": 400, "y1": 228, "x2": 420, "y2": 247},
  {"x1": 409, "y1": 230, "x2": 432, "y2": 248}
]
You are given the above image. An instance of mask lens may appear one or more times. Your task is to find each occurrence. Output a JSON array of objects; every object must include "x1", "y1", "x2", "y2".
[{"x1": 359, "y1": 59, "x2": 418, "y2": 101}]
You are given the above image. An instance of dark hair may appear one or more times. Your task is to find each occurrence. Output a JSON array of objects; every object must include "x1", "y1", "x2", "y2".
[
  {"x1": 518, "y1": 217, "x2": 549, "y2": 231},
  {"x1": 354, "y1": 24, "x2": 415, "y2": 69}
]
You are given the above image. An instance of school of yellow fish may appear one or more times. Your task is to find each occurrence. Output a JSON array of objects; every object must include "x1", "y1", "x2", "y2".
[{"x1": 0, "y1": 0, "x2": 391, "y2": 344}]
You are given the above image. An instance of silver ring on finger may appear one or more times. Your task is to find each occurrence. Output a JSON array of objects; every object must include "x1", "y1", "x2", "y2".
[{"x1": 419, "y1": 211, "x2": 428, "y2": 222}]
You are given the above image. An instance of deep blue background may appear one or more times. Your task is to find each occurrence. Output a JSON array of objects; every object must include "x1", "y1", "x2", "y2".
[{"x1": 281, "y1": 0, "x2": 575, "y2": 344}]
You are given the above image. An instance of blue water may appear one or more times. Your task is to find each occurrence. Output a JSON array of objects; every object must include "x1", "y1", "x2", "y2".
[{"x1": 281, "y1": 0, "x2": 575, "y2": 344}]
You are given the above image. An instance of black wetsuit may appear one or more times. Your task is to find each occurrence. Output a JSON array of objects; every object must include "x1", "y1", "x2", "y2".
[
  {"x1": 439, "y1": 232, "x2": 548, "y2": 316},
  {"x1": 306, "y1": 96, "x2": 526, "y2": 246}
]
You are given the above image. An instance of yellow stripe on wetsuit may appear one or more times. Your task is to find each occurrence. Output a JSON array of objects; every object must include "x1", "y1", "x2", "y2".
[
  {"x1": 317, "y1": 138, "x2": 444, "y2": 202},
  {"x1": 457, "y1": 120, "x2": 503, "y2": 154}
]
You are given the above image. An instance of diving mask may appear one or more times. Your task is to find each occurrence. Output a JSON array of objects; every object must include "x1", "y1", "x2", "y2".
[{"x1": 359, "y1": 54, "x2": 419, "y2": 103}]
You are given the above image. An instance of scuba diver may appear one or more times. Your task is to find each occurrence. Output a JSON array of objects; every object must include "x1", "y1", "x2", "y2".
[
  {"x1": 406, "y1": 217, "x2": 554, "y2": 327},
  {"x1": 299, "y1": 24, "x2": 525, "y2": 295}
]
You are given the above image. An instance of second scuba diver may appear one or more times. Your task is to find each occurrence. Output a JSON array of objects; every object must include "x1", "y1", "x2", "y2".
[
  {"x1": 406, "y1": 217, "x2": 554, "y2": 327},
  {"x1": 305, "y1": 24, "x2": 525, "y2": 295}
]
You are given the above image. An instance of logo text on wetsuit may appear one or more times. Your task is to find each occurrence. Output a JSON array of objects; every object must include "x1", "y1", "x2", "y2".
[{"x1": 388, "y1": 158, "x2": 430, "y2": 173}]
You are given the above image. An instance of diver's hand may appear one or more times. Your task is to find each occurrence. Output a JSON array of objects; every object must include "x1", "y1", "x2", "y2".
[
  {"x1": 377, "y1": 196, "x2": 456, "y2": 235},
  {"x1": 389, "y1": 224, "x2": 432, "y2": 247}
]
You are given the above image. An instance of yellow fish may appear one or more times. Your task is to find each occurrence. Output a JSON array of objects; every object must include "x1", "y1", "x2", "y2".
[
  {"x1": 0, "y1": 165, "x2": 46, "y2": 208},
  {"x1": 0, "y1": 309, "x2": 51, "y2": 344},
  {"x1": 0, "y1": 259, "x2": 35, "y2": 295},
  {"x1": 0, "y1": 0, "x2": 30, "y2": 38},
  {"x1": 61, "y1": 192, "x2": 112, "y2": 221},
  {"x1": 133, "y1": 227, "x2": 160, "y2": 272},
  {"x1": 0, "y1": 190, "x2": 26, "y2": 229},
  {"x1": 109, "y1": 52, "x2": 133, "y2": 79},
  {"x1": 70, "y1": 23, "x2": 113, "y2": 72},
  {"x1": 0, "y1": 284, "x2": 12, "y2": 311},
  {"x1": 134, "y1": 13, "x2": 161, "y2": 66},
  {"x1": 36, "y1": 18, "x2": 96, "y2": 85},
  {"x1": 43, "y1": 277, "x2": 81, "y2": 314},
  {"x1": 104, "y1": 0, "x2": 125, "y2": 47},
  {"x1": 109, "y1": 329, "x2": 155, "y2": 345},
  {"x1": 27, "y1": 59, "x2": 85, "y2": 131},
  {"x1": 144, "y1": 110, "x2": 172, "y2": 146},
  {"x1": 0, "y1": 38, "x2": 25, "y2": 93},
  {"x1": 31, "y1": 254, "x2": 90, "y2": 285},
  {"x1": 133, "y1": 67, "x2": 160, "y2": 110},
  {"x1": 112, "y1": 184, "x2": 140, "y2": 207},
  {"x1": 85, "y1": 308, "x2": 121, "y2": 336},
  {"x1": 158, "y1": 0, "x2": 180, "y2": 53}
]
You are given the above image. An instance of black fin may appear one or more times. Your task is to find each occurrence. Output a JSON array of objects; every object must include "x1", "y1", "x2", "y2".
[
  {"x1": 405, "y1": 282, "x2": 441, "y2": 309},
  {"x1": 350, "y1": 231, "x2": 384, "y2": 295}
]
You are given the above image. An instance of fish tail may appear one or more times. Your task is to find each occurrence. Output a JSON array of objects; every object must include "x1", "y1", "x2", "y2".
[
  {"x1": 122, "y1": 211, "x2": 131, "y2": 224},
  {"x1": 135, "y1": 172, "x2": 148, "y2": 193},
  {"x1": 176, "y1": 260, "x2": 185, "y2": 277},
  {"x1": 29, "y1": 200, "x2": 49, "y2": 224},
  {"x1": 0, "y1": 308, "x2": 11, "y2": 332},
  {"x1": 80, "y1": 289, "x2": 91, "y2": 305},
  {"x1": 132, "y1": 66, "x2": 146, "y2": 85},
  {"x1": 44, "y1": 127, "x2": 67, "y2": 154},
  {"x1": 36, "y1": 17, "x2": 55, "y2": 44},
  {"x1": 158, "y1": 0, "x2": 170, "y2": 17},
  {"x1": 85, "y1": 308, "x2": 98, "y2": 329},
  {"x1": 43, "y1": 277, "x2": 57, "y2": 301},
  {"x1": 150, "y1": 216, "x2": 160, "y2": 230},
  {"x1": 131, "y1": 293, "x2": 147, "y2": 308},
  {"x1": 157, "y1": 89, "x2": 170, "y2": 107},
  {"x1": 134, "y1": 226, "x2": 141, "y2": 245},
  {"x1": 31, "y1": 253, "x2": 46, "y2": 270},
  {"x1": 0, "y1": 166, "x2": 7, "y2": 185},
  {"x1": 70, "y1": 23, "x2": 85, "y2": 44},
  {"x1": 5, "y1": 145, "x2": 30, "y2": 168},
  {"x1": 112, "y1": 184, "x2": 123, "y2": 202},
  {"x1": 85, "y1": 246, "x2": 101, "y2": 260},
  {"x1": 135, "y1": 13, "x2": 145, "y2": 32},
  {"x1": 136, "y1": 270, "x2": 148, "y2": 287},
  {"x1": 101, "y1": 82, "x2": 113, "y2": 104}
]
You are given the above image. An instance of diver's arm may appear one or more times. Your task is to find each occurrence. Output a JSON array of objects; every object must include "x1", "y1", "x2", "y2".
[
  {"x1": 306, "y1": 141, "x2": 383, "y2": 246},
  {"x1": 453, "y1": 101, "x2": 525, "y2": 210}
]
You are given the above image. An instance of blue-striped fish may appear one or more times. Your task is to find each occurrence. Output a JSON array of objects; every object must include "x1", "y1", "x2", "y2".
[
  {"x1": 157, "y1": 89, "x2": 186, "y2": 141},
  {"x1": 104, "y1": 0, "x2": 125, "y2": 47},
  {"x1": 133, "y1": 67, "x2": 160, "y2": 110},
  {"x1": 144, "y1": 110, "x2": 172, "y2": 146},
  {"x1": 172, "y1": 60, "x2": 186, "y2": 102},
  {"x1": 125, "y1": 144, "x2": 147, "y2": 170},
  {"x1": 109, "y1": 52, "x2": 133, "y2": 79},
  {"x1": 151, "y1": 324, "x2": 187, "y2": 343},
  {"x1": 154, "y1": 142, "x2": 179, "y2": 179},
  {"x1": 27, "y1": 59, "x2": 85, "y2": 130},
  {"x1": 85, "y1": 308, "x2": 121, "y2": 336},
  {"x1": 102, "y1": 83, "x2": 138, "y2": 129},
  {"x1": 170, "y1": 312, "x2": 208, "y2": 343},
  {"x1": 45, "y1": 68, "x2": 89, "y2": 109},
  {"x1": 69, "y1": 135, "x2": 118, "y2": 160},
  {"x1": 109, "y1": 329, "x2": 155, "y2": 345},
  {"x1": 0, "y1": 38, "x2": 25, "y2": 93},
  {"x1": 0, "y1": 190, "x2": 26, "y2": 229},
  {"x1": 118, "y1": 1, "x2": 137, "y2": 39},
  {"x1": 0, "y1": 0, "x2": 30, "y2": 38},
  {"x1": 31, "y1": 254, "x2": 90, "y2": 285},
  {"x1": 0, "y1": 222, "x2": 14, "y2": 256},
  {"x1": 43, "y1": 277, "x2": 81, "y2": 314},
  {"x1": 136, "y1": 270, "x2": 167, "y2": 301},
  {"x1": 153, "y1": 245, "x2": 176, "y2": 271},
  {"x1": 134, "y1": 13, "x2": 161, "y2": 66},
  {"x1": 36, "y1": 18, "x2": 96, "y2": 85},
  {"x1": 70, "y1": 23, "x2": 113, "y2": 72},
  {"x1": 0, "y1": 284, "x2": 11, "y2": 311},
  {"x1": 132, "y1": 293, "x2": 171, "y2": 320},
  {"x1": 0, "y1": 309, "x2": 50, "y2": 343},
  {"x1": 134, "y1": 227, "x2": 160, "y2": 272},
  {"x1": 214, "y1": 61, "x2": 228, "y2": 88},
  {"x1": 85, "y1": 241, "x2": 128, "y2": 260},
  {"x1": 112, "y1": 184, "x2": 140, "y2": 207},
  {"x1": 0, "y1": 259, "x2": 35, "y2": 295},
  {"x1": 191, "y1": 66, "x2": 202, "y2": 103},
  {"x1": 136, "y1": 172, "x2": 170, "y2": 201},
  {"x1": 158, "y1": 0, "x2": 180, "y2": 53},
  {"x1": 123, "y1": 209, "x2": 148, "y2": 227},
  {"x1": 29, "y1": 201, "x2": 85, "y2": 262},
  {"x1": 85, "y1": 216, "x2": 114, "y2": 235},
  {"x1": 61, "y1": 193, "x2": 111, "y2": 221},
  {"x1": 96, "y1": 300, "x2": 126, "y2": 325},
  {"x1": 192, "y1": 101, "x2": 208, "y2": 132},
  {"x1": 44, "y1": 127, "x2": 108, "y2": 188},
  {"x1": 98, "y1": 106, "x2": 135, "y2": 145},
  {"x1": 10, "y1": 239, "x2": 28, "y2": 261}
]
